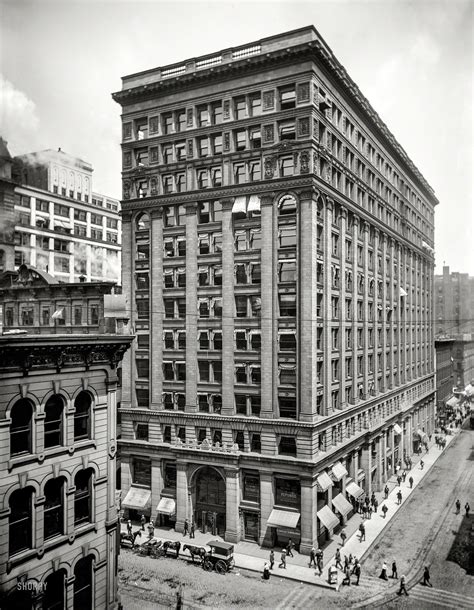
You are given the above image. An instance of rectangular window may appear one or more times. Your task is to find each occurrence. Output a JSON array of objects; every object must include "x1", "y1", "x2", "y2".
[{"x1": 280, "y1": 156, "x2": 294, "y2": 176}]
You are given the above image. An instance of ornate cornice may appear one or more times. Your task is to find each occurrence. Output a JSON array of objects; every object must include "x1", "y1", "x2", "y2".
[{"x1": 0, "y1": 336, "x2": 133, "y2": 376}]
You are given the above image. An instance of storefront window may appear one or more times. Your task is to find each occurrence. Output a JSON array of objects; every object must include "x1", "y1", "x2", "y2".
[
  {"x1": 164, "y1": 463, "x2": 177, "y2": 488},
  {"x1": 132, "y1": 458, "x2": 151, "y2": 487},
  {"x1": 275, "y1": 478, "x2": 300, "y2": 508},
  {"x1": 243, "y1": 474, "x2": 260, "y2": 502}
]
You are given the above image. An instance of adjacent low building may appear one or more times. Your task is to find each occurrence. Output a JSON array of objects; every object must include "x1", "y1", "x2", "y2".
[{"x1": 0, "y1": 333, "x2": 132, "y2": 609}]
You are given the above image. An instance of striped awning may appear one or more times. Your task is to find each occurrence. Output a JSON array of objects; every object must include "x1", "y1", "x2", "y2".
[
  {"x1": 247, "y1": 195, "x2": 261, "y2": 213},
  {"x1": 332, "y1": 493, "x2": 353, "y2": 517},
  {"x1": 266, "y1": 509, "x2": 300, "y2": 529},
  {"x1": 346, "y1": 482, "x2": 364, "y2": 499},
  {"x1": 316, "y1": 472, "x2": 333, "y2": 492},
  {"x1": 317, "y1": 505, "x2": 339, "y2": 531},
  {"x1": 446, "y1": 396, "x2": 460, "y2": 408},
  {"x1": 121, "y1": 487, "x2": 151, "y2": 510},
  {"x1": 393, "y1": 424, "x2": 402, "y2": 435},
  {"x1": 156, "y1": 497, "x2": 176, "y2": 515},
  {"x1": 331, "y1": 461, "x2": 348, "y2": 481}
]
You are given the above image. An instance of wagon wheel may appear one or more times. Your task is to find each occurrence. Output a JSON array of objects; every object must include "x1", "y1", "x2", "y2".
[
  {"x1": 215, "y1": 560, "x2": 227, "y2": 574},
  {"x1": 203, "y1": 559, "x2": 213, "y2": 571}
]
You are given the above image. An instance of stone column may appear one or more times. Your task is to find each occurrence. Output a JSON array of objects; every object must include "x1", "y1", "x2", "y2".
[
  {"x1": 224, "y1": 468, "x2": 241, "y2": 542},
  {"x1": 300, "y1": 477, "x2": 317, "y2": 554},
  {"x1": 185, "y1": 204, "x2": 198, "y2": 412},
  {"x1": 120, "y1": 211, "x2": 134, "y2": 408},
  {"x1": 260, "y1": 194, "x2": 276, "y2": 418},
  {"x1": 360, "y1": 442, "x2": 373, "y2": 495},
  {"x1": 175, "y1": 461, "x2": 188, "y2": 533},
  {"x1": 376, "y1": 434, "x2": 384, "y2": 490},
  {"x1": 221, "y1": 198, "x2": 235, "y2": 416},
  {"x1": 322, "y1": 197, "x2": 333, "y2": 415},
  {"x1": 150, "y1": 207, "x2": 163, "y2": 409},
  {"x1": 259, "y1": 472, "x2": 274, "y2": 546},
  {"x1": 298, "y1": 188, "x2": 318, "y2": 421},
  {"x1": 362, "y1": 221, "x2": 370, "y2": 399},
  {"x1": 151, "y1": 457, "x2": 163, "y2": 521}
]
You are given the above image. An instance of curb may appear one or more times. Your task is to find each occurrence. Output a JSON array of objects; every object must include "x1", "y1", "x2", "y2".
[{"x1": 233, "y1": 559, "x2": 336, "y2": 591}]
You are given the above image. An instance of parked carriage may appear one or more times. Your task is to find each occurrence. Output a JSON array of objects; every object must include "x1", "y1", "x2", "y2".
[{"x1": 202, "y1": 541, "x2": 235, "y2": 574}]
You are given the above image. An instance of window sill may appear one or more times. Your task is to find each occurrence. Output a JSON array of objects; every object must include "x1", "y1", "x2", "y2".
[
  {"x1": 74, "y1": 522, "x2": 97, "y2": 539},
  {"x1": 7, "y1": 548, "x2": 37, "y2": 573}
]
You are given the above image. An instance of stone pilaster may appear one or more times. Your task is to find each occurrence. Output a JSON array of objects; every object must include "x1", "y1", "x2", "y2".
[
  {"x1": 150, "y1": 208, "x2": 164, "y2": 409},
  {"x1": 300, "y1": 477, "x2": 317, "y2": 554},
  {"x1": 339, "y1": 207, "x2": 347, "y2": 405},
  {"x1": 322, "y1": 197, "x2": 333, "y2": 415},
  {"x1": 360, "y1": 442, "x2": 372, "y2": 495},
  {"x1": 351, "y1": 216, "x2": 359, "y2": 401},
  {"x1": 120, "y1": 211, "x2": 134, "y2": 408},
  {"x1": 221, "y1": 198, "x2": 235, "y2": 416},
  {"x1": 362, "y1": 221, "x2": 370, "y2": 399},
  {"x1": 175, "y1": 461, "x2": 188, "y2": 533},
  {"x1": 298, "y1": 188, "x2": 318, "y2": 421},
  {"x1": 373, "y1": 228, "x2": 380, "y2": 395},
  {"x1": 151, "y1": 457, "x2": 163, "y2": 521},
  {"x1": 259, "y1": 472, "x2": 274, "y2": 546},
  {"x1": 185, "y1": 204, "x2": 198, "y2": 412},
  {"x1": 224, "y1": 468, "x2": 241, "y2": 542},
  {"x1": 388, "y1": 239, "x2": 395, "y2": 389},
  {"x1": 380, "y1": 233, "x2": 387, "y2": 393}
]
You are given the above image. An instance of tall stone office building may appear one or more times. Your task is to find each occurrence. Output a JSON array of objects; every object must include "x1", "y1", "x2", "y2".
[{"x1": 113, "y1": 26, "x2": 438, "y2": 552}]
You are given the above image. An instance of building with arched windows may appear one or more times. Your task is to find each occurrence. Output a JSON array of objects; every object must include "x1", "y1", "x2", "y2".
[
  {"x1": 113, "y1": 26, "x2": 438, "y2": 552},
  {"x1": 0, "y1": 333, "x2": 132, "y2": 608}
]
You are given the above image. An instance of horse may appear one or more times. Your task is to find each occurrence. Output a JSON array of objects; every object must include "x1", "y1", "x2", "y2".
[
  {"x1": 120, "y1": 529, "x2": 142, "y2": 548},
  {"x1": 162, "y1": 540, "x2": 181, "y2": 558},
  {"x1": 183, "y1": 544, "x2": 207, "y2": 564}
]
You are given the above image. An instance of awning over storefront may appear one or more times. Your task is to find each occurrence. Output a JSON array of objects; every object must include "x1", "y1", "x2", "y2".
[
  {"x1": 317, "y1": 505, "x2": 339, "y2": 531},
  {"x1": 266, "y1": 509, "x2": 300, "y2": 529},
  {"x1": 331, "y1": 462, "x2": 348, "y2": 481},
  {"x1": 393, "y1": 424, "x2": 402, "y2": 435},
  {"x1": 232, "y1": 196, "x2": 247, "y2": 215},
  {"x1": 121, "y1": 487, "x2": 151, "y2": 511},
  {"x1": 316, "y1": 472, "x2": 333, "y2": 492},
  {"x1": 332, "y1": 494, "x2": 353, "y2": 517},
  {"x1": 446, "y1": 396, "x2": 460, "y2": 408},
  {"x1": 247, "y1": 195, "x2": 261, "y2": 213},
  {"x1": 346, "y1": 482, "x2": 364, "y2": 499},
  {"x1": 156, "y1": 497, "x2": 176, "y2": 515}
]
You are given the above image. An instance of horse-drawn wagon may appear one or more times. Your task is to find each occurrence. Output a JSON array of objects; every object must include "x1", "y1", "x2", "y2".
[{"x1": 202, "y1": 541, "x2": 235, "y2": 574}]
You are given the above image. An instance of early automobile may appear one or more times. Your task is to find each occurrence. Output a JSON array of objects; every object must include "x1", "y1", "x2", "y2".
[{"x1": 202, "y1": 540, "x2": 235, "y2": 574}]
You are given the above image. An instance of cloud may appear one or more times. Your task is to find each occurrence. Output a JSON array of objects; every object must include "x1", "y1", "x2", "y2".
[{"x1": 0, "y1": 74, "x2": 39, "y2": 153}]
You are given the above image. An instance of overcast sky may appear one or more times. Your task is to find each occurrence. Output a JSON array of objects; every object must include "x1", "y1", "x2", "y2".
[{"x1": 1, "y1": 0, "x2": 472, "y2": 274}]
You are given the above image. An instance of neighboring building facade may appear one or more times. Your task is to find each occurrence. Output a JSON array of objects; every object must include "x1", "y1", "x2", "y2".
[
  {"x1": 452, "y1": 338, "x2": 474, "y2": 391},
  {"x1": 0, "y1": 263, "x2": 117, "y2": 333},
  {"x1": 435, "y1": 265, "x2": 474, "y2": 337},
  {"x1": 0, "y1": 333, "x2": 132, "y2": 609},
  {"x1": 434, "y1": 337, "x2": 455, "y2": 421},
  {"x1": 113, "y1": 26, "x2": 438, "y2": 551},
  {"x1": 0, "y1": 138, "x2": 17, "y2": 273},
  {"x1": 8, "y1": 147, "x2": 121, "y2": 283}
]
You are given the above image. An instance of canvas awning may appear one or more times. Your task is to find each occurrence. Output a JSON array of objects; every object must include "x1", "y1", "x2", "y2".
[
  {"x1": 232, "y1": 196, "x2": 247, "y2": 215},
  {"x1": 346, "y1": 482, "x2": 364, "y2": 499},
  {"x1": 121, "y1": 487, "x2": 151, "y2": 510},
  {"x1": 156, "y1": 497, "x2": 176, "y2": 515},
  {"x1": 332, "y1": 493, "x2": 353, "y2": 517},
  {"x1": 266, "y1": 509, "x2": 300, "y2": 529},
  {"x1": 331, "y1": 462, "x2": 348, "y2": 481},
  {"x1": 393, "y1": 424, "x2": 402, "y2": 435},
  {"x1": 446, "y1": 396, "x2": 460, "y2": 408},
  {"x1": 316, "y1": 472, "x2": 333, "y2": 492},
  {"x1": 247, "y1": 195, "x2": 261, "y2": 213},
  {"x1": 317, "y1": 505, "x2": 339, "y2": 531}
]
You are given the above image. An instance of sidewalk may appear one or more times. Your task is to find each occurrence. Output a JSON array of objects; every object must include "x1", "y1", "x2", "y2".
[{"x1": 120, "y1": 430, "x2": 458, "y2": 589}]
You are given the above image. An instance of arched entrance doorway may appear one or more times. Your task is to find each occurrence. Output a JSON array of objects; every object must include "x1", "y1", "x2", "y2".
[{"x1": 194, "y1": 466, "x2": 226, "y2": 536}]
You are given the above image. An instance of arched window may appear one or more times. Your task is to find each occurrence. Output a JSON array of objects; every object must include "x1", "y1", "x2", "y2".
[
  {"x1": 10, "y1": 399, "x2": 33, "y2": 455},
  {"x1": 135, "y1": 212, "x2": 150, "y2": 231},
  {"x1": 44, "y1": 478, "x2": 65, "y2": 539},
  {"x1": 73, "y1": 556, "x2": 93, "y2": 610},
  {"x1": 278, "y1": 195, "x2": 297, "y2": 216},
  {"x1": 9, "y1": 487, "x2": 33, "y2": 556},
  {"x1": 74, "y1": 392, "x2": 92, "y2": 441},
  {"x1": 44, "y1": 395, "x2": 64, "y2": 448},
  {"x1": 43, "y1": 569, "x2": 66, "y2": 610},
  {"x1": 4, "y1": 588, "x2": 33, "y2": 610},
  {"x1": 74, "y1": 469, "x2": 92, "y2": 526}
]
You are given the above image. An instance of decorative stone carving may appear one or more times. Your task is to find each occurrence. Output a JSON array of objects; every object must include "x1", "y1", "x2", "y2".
[
  {"x1": 300, "y1": 151, "x2": 309, "y2": 173},
  {"x1": 313, "y1": 153, "x2": 320, "y2": 175},
  {"x1": 150, "y1": 178, "x2": 157, "y2": 195},
  {"x1": 223, "y1": 100, "x2": 230, "y2": 119},
  {"x1": 186, "y1": 108, "x2": 193, "y2": 127},
  {"x1": 262, "y1": 90, "x2": 274, "y2": 110},
  {"x1": 223, "y1": 132, "x2": 230, "y2": 152},
  {"x1": 297, "y1": 117, "x2": 310, "y2": 137},
  {"x1": 123, "y1": 181, "x2": 130, "y2": 200},
  {"x1": 123, "y1": 151, "x2": 132, "y2": 168},
  {"x1": 264, "y1": 156, "x2": 277, "y2": 179},
  {"x1": 262, "y1": 124, "x2": 274, "y2": 143},
  {"x1": 187, "y1": 139, "x2": 193, "y2": 157}
]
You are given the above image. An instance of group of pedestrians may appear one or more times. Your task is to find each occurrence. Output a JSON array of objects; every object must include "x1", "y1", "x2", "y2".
[
  {"x1": 455, "y1": 499, "x2": 471, "y2": 516},
  {"x1": 308, "y1": 546, "x2": 324, "y2": 575},
  {"x1": 334, "y1": 554, "x2": 362, "y2": 589}
]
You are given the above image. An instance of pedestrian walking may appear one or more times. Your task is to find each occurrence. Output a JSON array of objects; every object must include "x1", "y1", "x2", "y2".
[
  {"x1": 340, "y1": 528, "x2": 347, "y2": 546},
  {"x1": 190, "y1": 519, "x2": 195, "y2": 538},
  {"x1": 183, "y1": 518, "x2": 189, "y2": 536},
  {"x1": 343, "y1": 564, "x2": 351, "y2": 586},
  {"x1": 127, "y1": 519, "x2": 132, "y2": 536},
  {"x1": 140, "y1": 514, "x2": 146, "y2": 531},
  {"x1": 262, "y1": 562, "x2": 270, "y2": 580},
  {"x1": 352, "y1": 561, "x2": 361, "y2": 585},
  {"x1": 465, "y1": 502, "x2": 470, "y2": 517},
  {"x1": 397, "y1": 490, "x2": 402, "y2": 505},
  {"x1": 278, "y1": 549, "x2": 287, "y2": 569},
  {"x1": 397, "y1": 574, "x2": 409, "y2": 596},
  {"x1": 308, "y1": 547, "x2": 316, "y2": 568},
  {"x1": 391, "y1": 560, "x2": 398, "y2": 579},
  {"x1": 269, "y1": 549, "x2": 275, "y2": 569},
  {"x1": 402, "y1": 470, "x2": 407, "y2": 483},
  {"x1": 370, "y1": 492, "x2": 376, "y2": 506},
  {"x1": 367, "y1": 505, "x2": 372, "y2": 519},
  {"x1": 420, "y1": 460, "x2": 424, "y2": 470},
  {"x1": 335, "y1": 548, "x2": 343, "y2": 570},
  {"x1": 422, "y1": 566, "x2": 433, "y2": 587},
  {"x1": 397, "y1": 475, "x2": 402, "y2": 487},
  {"x1": 384, "y1": 485, "x2": 389, "y2": 499},
  {"x1": 147, "y1": 521, "x2": 155, "y2": 540},
  {"x1": 286, "y1": 538, "x2": 295, "y2": 558},
  {"x1": 455, "y1": 499, "x2": 461, "y2": 514},
  {"x1": 373, "y1": 498, "x2": 378, "y2": 513},
  {"x1": 316, "y1": 548, "x2": 323, "y2": 575},
  {"x1": 359, "y1": 523, "x2": 366, "y2": 542},
  {"x1": 379, "y1": 561, "x2": 388, "y2": 580},
  {"x1": 409, "y1": 476, "x2": 414, "y2": 488}
]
